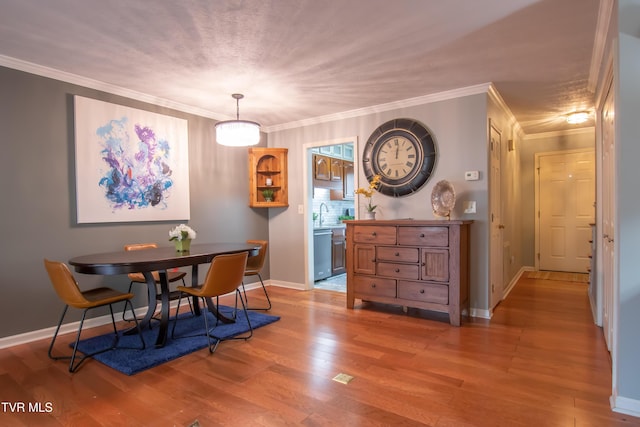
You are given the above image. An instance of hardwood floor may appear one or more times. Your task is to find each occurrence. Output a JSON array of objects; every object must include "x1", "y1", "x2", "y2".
[{"x1": 1, "y1": 275, "x2": 638, "y2": 426}]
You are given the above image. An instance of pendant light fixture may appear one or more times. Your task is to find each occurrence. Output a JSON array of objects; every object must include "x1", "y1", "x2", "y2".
[{"x1": 215, "y1": 93, "x2": 261, "y2": 147}]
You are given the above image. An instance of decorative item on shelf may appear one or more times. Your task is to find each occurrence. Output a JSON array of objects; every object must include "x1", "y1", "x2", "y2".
[
  {"x1": 215, "y1": 94, "x2": 260, "y2": 147},
  {"x1": 265, "y1": 177, "x2": 273, "y2": 186},
  {"x1": 262, "y1": 189, "x2": 274, "y2": 202},
  {"x1": 431, "y1": 180, "x2": 456, "y2": 219},
  {"x1": 169, "y1": 224, "x2": 197, "y2": 252},
  {"x1": 355, "y1": 174, "x2": 381, "y2": 220}
]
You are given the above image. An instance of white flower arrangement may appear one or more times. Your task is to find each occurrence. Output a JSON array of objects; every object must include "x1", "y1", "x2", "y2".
[{"x1": 168, "y1": 224, "x2": 197, "y2": 241}]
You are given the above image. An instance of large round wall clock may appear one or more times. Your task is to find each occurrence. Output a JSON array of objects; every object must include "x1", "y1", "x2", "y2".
[{"x1": 362, "y1": 118, "x2": 437, "y2": 197}]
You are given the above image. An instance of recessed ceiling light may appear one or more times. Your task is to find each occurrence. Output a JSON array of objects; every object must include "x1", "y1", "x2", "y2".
[{"x1": 566, "y1": 112, "x2": 589, "y2": 124}]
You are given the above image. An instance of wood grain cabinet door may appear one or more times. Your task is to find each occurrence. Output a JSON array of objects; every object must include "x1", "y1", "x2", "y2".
[
  {"x1": 353, "y1": 244, "x2": 376, "y2": 275},
  {"x1": 421, "y1": 248, "x2": 449, "y2": 282},
  {"x1": 314, "y1": 154, "x2": 330, "y2": 181}
]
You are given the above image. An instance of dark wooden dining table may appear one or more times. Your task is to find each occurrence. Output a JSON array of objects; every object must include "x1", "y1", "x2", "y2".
[{"x1": 68, "y1": 242, "x2": 259, "y2": 347}]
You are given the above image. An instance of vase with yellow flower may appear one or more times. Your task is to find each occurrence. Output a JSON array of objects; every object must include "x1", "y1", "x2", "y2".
[{"x1": 354, "y1": 174, "x2": 382, "y2": 220}]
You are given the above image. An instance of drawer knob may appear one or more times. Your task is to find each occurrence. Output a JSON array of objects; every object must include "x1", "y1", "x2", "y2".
[
  {"x1": 372, "y1": 232, "x2": 377, "y2": 236},
  {"x1": 420, "y1": 289, "x2": 425, "y2": 294},
  {"x1": 420, "y1": 233, "x2": 425, "y2": 238},
  {"x1": 371, "y1": 283, "x2": 376, "y2": 288},
  {"x1": 395, "y1": 268, "x2": 400, "y2": 273},
  {"x1": 395, "y1": 252, "x2": 400, "y2": 256}
]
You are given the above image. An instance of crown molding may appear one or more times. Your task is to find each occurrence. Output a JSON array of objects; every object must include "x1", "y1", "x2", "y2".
[
  {"x1": 0, "y1": 54, "x2": 223, "y2": 120},
  {"x1": 487, "y1": 83, "x2": 523, "y2": 136},
  {"x1": 263, "y1": 83, "x2": 492, "y2": 133},
  {"x1": 587, "y1": 0, "x2": 614, "y2": 92},
  {"x1": 522, "y1": 126, "x2": 595, "y2": 140}
]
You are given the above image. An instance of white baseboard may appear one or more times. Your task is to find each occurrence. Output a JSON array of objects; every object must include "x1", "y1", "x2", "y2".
[
  {"x1": 266, "y1": 279, "x2": 306, "y2": 290},
  {"x1": 611, "y1": 393, "x2": 640, "y2": 418},
  {"x1": 503, "y1": 266, "x2": 533, "y2": 299},
  {"x1": 0, "y1": 282, "x2": 271, "y2": 350},
  {"x1": 470, "y1": 308, "x2": 492, "y2": 319}
]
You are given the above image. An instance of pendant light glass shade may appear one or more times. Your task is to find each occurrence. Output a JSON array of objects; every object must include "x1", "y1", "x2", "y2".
[{"x1": 215, "y1": 94, "x2": 261, "y2": 147}]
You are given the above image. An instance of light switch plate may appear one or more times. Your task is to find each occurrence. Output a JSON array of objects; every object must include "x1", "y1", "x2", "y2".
[
  {"x1": 298, "y1": 204, "x2": 304, "y2": 214},
  {"x1": 463, "y1": 201, "x2": 476, "y2": 214}
]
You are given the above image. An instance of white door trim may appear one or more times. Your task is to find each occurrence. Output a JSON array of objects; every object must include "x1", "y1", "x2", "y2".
[{"x1": 534, "y1": 147, "x2": 595, "y2": 272}]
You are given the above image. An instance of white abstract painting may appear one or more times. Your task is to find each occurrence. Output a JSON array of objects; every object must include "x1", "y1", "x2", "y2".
[{"x1": 74, "y1": 96, "x2": 190, "y2": 223}]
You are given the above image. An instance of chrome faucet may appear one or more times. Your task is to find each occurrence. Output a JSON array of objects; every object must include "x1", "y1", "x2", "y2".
[{"x1": 319, "y1": 202, "x2": 329, "y2": 226}]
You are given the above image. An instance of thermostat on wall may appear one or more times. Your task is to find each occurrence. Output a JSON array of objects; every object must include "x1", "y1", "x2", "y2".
[{"x1": 464, "y1": 170, "x2": 480, "y2": 181}]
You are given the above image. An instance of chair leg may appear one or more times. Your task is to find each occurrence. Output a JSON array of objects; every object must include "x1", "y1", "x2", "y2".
[
  {"x1": 122, "y1": 281, "x2": 136, "y2": 321},
  {"x1": 171, "y1": 292, "x2": 184, "y2": 338},
  {"x1": 48, "y1": 305, "x2": 69, "y2": 363},
  {"x1": 241, "y1": 273, "x2": 271, "y2": 310},
  {"x1": 49, "y1": 301, "x2": 145, "y2": 373},
  {"x1": 124, "y1": 301, "x2": 146, "y2": 351},
  {"x1": 201, "y1": 297, "x2": 221, "y2": 354},
  {"x1": 48, "y1": 305, "x2": 98, "y2": 373},
  {"x1": 180, "y1": 277, "x2": 195, "y2": 315}
]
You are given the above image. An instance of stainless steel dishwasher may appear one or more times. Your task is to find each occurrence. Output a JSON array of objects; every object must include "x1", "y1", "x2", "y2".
[{"x1": 313, "y1": 228, "x2": 332, "y2": 281}]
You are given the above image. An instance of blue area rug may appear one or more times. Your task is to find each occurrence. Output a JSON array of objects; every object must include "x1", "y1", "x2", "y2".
[{"x1": 74, "y1": 306, "x2": 279, "y2": 375}]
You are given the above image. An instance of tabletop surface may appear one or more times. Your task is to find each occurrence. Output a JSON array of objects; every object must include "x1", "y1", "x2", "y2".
[{"x1": 69, "y1": 242, "x2": 259, "y2": 275}]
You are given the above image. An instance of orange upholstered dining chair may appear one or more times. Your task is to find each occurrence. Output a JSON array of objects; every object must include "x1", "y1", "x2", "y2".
[
  {"x1": 241, "y1": 240, "x2": 271, "y2": 310},
  {"x1": 122, "y1": 243, "x2": 192, "y2": 321},
  {"x1": 172, "y1": 252, "x2": 252, "y2": 354},
  {"x1": 44, "y1": 259, "x2": 145, "y2": 372}
]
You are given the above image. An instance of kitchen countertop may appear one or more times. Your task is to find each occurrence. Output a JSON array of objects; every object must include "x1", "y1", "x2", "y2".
[{"x1": 313, "y1": 224, "x2": 346, "y2": 231}]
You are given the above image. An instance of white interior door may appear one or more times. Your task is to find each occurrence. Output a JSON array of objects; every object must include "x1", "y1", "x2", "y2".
[
  {"x1": 537, "y1": 150, "x2": 595, "y2": 273},
  {"x1": 601, "y1": 82, "x2": 615, "y2": 351},
  {"x1": 489, "y1": 121, "x2": 503, "y2": 309}
]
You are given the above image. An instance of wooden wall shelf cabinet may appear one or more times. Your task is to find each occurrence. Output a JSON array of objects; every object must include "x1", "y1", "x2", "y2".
[
  {"x1": 345, "y1": 219, "x2": 472, "y2": 326},
  {"x1": 248, "y1": 148, "x2": 288, "y2": 208}
]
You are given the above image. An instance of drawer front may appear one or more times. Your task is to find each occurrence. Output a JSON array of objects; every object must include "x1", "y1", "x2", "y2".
[
  {"x1": 397, "y1": 281, "x2": 449, "y2": 305},
  {"x1": 353, "y1": 225, "x2": 396, "y2": 244},
  {"x1": 377, "y1": 246, "x2": 419, "y2": 263},
  {"x1": 353, "y1": 275, "x2": 396, "y2": 298},
  {"x1": 377, "y1": 262, "x2": 420, "y2": 280},
  {"x1": 397, "y1": 226, "x2": 448, "y2": 247}
]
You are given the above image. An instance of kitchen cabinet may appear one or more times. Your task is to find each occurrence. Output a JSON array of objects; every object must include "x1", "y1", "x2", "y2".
[
  {"x1": 330, "y1": 158, "x2": 343, "y2": 182},
  {"x1": 345, "y1": 219, "x2": 472, "y2": 326},
  {"x1": 248, "y1": 148, "x2": 288, "y2": 208},
  {"x1": 332, "y1": 227, "x2": 346, "y2": 275},
  {"x1": 313, "y1": 154, "x2": 331, "y2": 181},
  {"x1": 343, "y1": 161, "x2": 354, "y2": 199}
]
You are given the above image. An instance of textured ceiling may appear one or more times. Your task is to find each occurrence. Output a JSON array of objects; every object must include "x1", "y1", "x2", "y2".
[{"x1": 0, "y1": 0, "x2": 601, "y2": 134}]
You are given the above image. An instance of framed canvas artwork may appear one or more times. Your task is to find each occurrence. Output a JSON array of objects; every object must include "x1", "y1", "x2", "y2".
[{"x1": 74, "y1": 96, "x2": 190, "y2": 223}]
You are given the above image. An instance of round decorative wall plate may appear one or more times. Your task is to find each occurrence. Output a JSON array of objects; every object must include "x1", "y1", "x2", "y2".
[
  {"x1": 431, "y1": 180, "x2": 456, "y2": 218},
  {"x1": 362, "y1": 118, "x2": 437, "y2": 197}
]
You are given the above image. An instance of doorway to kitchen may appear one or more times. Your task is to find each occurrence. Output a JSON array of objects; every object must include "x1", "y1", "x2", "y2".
[{"x1": 306, "y1": 138, "x2": 357, "y2": 292}]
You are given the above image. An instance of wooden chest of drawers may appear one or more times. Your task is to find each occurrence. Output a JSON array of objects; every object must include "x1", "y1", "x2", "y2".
[{"x1": 345, "y1": 219, "x2": 472, "y2": 326}]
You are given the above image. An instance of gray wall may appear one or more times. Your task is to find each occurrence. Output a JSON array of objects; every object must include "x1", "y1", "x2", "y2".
[
  {"x1": 0, "y1": 66, "x2": 269, "y2": 338},
  {"x1": 616, "y1": 0, "x2": 640, "y2": 404},
  {"x1": 268, "y1": 94, "x2": 493, "y2": 312}
]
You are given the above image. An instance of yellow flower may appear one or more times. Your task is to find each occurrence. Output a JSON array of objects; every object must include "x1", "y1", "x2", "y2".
[{"x1": 355, "y1": 174, "x2": 381, "y2": 212}]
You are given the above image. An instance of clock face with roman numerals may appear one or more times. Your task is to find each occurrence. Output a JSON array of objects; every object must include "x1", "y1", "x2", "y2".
[{"x1": 363, "y1": 118, "x2": 437, "y2": 197}]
